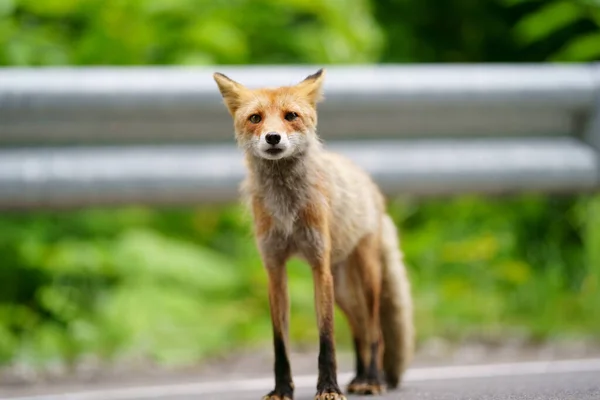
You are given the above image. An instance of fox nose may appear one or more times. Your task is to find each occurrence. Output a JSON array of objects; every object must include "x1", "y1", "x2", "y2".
[{"x1": 265, "y1": 132, "x2": 281, "y2": 145}]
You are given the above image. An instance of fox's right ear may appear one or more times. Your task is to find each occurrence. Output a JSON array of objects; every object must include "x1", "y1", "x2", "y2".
[{"x1": 213, "y1": 72, "x2": 247, "y2": 115}]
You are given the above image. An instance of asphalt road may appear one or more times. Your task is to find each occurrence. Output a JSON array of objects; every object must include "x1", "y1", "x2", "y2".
[
  {"x1": 3, "y1": 358, "x2": 599, "y2": 400},
  {"x1": 229, "y1": 371, "x2": 600, "y2": 400}
]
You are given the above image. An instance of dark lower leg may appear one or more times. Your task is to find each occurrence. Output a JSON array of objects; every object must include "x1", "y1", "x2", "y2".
[
  {"x1": 265, "y1": 267, "x2": 294, "y2": 399},
  {"x1": 270, "y1": 332, "x2": 293, "y2": 397},
  {"x1": 362, "y1": 301, "x2": 385, "y2": 392},
  {"x1": 313, "y1": 267, "x2": 343, "y2": 396},
  {"x1": 367, "y1": 340, "x2": 383, "y2": 382},
  {"x1": 353, "y1": 337, "x2": 367, "y2": 379},
  {"x1": 347, "y1": 336, "x2": 371, "y2": 393},
  {"x1": 317, "y1": 329, "x2": 338, "y2": 391}
]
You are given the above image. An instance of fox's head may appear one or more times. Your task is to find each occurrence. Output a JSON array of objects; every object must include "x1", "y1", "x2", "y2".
[{"x1": 213, "y1": 69, "x2": 325, "y2": 161}]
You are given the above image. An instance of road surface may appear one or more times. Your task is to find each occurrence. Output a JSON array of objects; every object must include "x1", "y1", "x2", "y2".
[{"x1": 3, "y1": 358, "x2": 599, "y2": 400}]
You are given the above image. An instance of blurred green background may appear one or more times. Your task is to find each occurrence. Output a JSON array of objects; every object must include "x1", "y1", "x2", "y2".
[{"x1": 1, "y1": 0, "x2": 600, "y2": 372}]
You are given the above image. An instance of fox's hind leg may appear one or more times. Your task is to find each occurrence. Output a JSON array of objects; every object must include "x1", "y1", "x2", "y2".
[
  {"x1": 334, "y1": 233, "x2": 385, "y2": 395},
  {"x1": 334, "y1": 261, "x2": 370, "y2": 394}
]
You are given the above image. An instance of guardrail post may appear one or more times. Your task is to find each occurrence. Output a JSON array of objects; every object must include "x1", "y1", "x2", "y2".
[{"x1": 584, "y1": 63, "x2": 600, "y2": 186}]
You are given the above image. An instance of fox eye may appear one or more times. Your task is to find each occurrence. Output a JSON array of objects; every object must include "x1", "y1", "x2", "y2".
[
  {"x1": 249, "y1": 114, "x2": 262, "y2": 124},
  {"x1": 284, "y1": 112, "x2": 298, "y2": 121}
]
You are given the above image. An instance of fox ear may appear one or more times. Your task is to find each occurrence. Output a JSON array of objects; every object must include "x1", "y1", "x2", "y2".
[
  {"x1": 296, "y1": 68, "x2": 326, "y2": 106},
  {"x1": 213, "y1": 72, "x2": 248, "y2": 115}
]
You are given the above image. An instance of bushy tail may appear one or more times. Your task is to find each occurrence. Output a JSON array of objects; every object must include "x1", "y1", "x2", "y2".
[{"x1": 379, "y1": 214, "x2": 415, "y2": 389}]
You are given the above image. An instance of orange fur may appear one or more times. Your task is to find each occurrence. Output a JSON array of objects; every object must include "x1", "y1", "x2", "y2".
[{"x1": 252, "y1": 197, "x2": 273, "y2": 238}]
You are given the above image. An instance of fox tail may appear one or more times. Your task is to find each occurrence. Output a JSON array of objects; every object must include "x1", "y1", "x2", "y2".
[{"x1": 379, "y1": 214, "x2": 415, "y2": 389}]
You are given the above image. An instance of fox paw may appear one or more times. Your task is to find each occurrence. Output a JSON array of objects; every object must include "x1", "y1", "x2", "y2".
[
  {"x1": 262, "y1": 388, "x2": 293, "y2": 400},
  {"x1": 314, "y1": 392, "x2": 346, "y2": 400},
  {"x1": 314, "y1": 384, "x2": 346, "y2": 400},
  {"x1": 347, "y1": 376, "x2": 386, "y2": 395}
]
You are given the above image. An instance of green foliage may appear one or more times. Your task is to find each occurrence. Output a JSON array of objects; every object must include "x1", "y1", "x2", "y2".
[
  {"x1": 1, "y1": 195, "x2": 599, "y2": 368},
  {"x1": 0, "y1": 208, "x2": 264, "y2": 366},
  {"x1": 503, "y1": 0, "x2": 600, "y2": 61},
  {"x1": 390, "y1": 195, "x2": 600, "y2": 340},
  {"x1": 0, "y1": 0, "x2": 383, "y2": 66},
  {"x1": 1, "y1": 0, "x2": 600, "y2": 372},
  {"x1": 372, "y1": 0, "x2": 600, "y2": 63},
  {"x1": 373, "y1": 0, "x2": 522, "y2": 62}
]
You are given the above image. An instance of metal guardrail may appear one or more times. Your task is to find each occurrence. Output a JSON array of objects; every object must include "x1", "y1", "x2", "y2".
[{"x1": 0, "y1": 64, "x2": 599, "y2": 209}]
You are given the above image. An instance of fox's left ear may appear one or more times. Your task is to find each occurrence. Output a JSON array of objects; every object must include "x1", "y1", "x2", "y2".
[{"x1": 296, "y1": 68, "x2": 326, "y2": 107}]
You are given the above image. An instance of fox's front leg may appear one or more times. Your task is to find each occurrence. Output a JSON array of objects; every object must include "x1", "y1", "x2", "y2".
[
  {"x1": 255, "y1": 200, "x2": 294, "y2": 400},
  {"x1": 251, "y1": 197, "x2": 294, "y2": 400},
  {"x1": 311, "y1": 258, "x2": 345, "y2": 400},
  {"x1": 301, "y1": 212, "x2": 346, "y2": 400},
  {"x1": 262, "y1": 262, "x2": 294, "y2": 400}
]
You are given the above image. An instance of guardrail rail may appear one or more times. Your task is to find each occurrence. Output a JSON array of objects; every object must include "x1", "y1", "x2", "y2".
[{"x1": 1, "y1": 64, "x2": 599, "y2": 209}]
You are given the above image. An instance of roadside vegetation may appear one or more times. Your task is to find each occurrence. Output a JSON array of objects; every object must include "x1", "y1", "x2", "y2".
[{"x1": 1, "y1": 0, "x2": 600, "y2": 370}]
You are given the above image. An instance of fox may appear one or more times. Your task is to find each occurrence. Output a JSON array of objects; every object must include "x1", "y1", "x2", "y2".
[{"x1": 213, "y1": 68, "x2": 414, "y2": 400}]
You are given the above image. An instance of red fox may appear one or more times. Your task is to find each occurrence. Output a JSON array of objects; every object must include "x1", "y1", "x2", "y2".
[{"x1": 213, "y1": 69, "x2": 414, "y2": 400}]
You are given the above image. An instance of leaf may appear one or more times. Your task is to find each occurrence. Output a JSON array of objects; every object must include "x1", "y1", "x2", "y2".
[
  {"x1": 112, "y1": 229, "x2": 239, "y2": 294},
  {"x1": 513, "y1": 1, "x2": 584, "y2": 45},
  {"x1": 498, "y1": 0, "x2": 529, "y2": 6},
  {"x1": 19, "y1": 0, "x2": 80, "y2": 16},
  {"x1": 551, "y1": 32, "x2": 600, "y2": 61},
  {"x1": 0, "y1": 0, "x2": 14, "y2": 17},
  {"x1": 496, "y1": 261, "x2": 533, "y2": 285},
  {"x1": 100, "y1": 284, "x2": 239, "y2": 365},
  {"x1": 41, "y1": 239, "x2": 108, "y2": 274},
  {"x1": 186, "y1": 20, "x2": 248, "y2": 63}
]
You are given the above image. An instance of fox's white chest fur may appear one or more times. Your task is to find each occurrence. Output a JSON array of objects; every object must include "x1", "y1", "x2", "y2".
[
  {"x1": 242, "y1": 149, "x2": 382, "y2": 265},
  {"x1": 245, "y1": 154, "x2": 319, "y2": 238}
]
